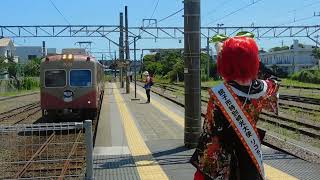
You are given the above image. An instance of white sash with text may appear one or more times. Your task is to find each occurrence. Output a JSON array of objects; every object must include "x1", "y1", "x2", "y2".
[{"x1": 212, "y1": 84, "x2": 265, "y2": 179}]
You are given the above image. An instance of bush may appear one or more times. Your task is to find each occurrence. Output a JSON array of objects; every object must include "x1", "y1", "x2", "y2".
[
  {"x1": 290, "y1": 70, "x2": 320, "y2": 84},
  {"x1": 24, "y1": 58, "x2": 41, "y2": 77},
  {"x1": 20, "y1": 77, "x2": 40, "y2": 90}
]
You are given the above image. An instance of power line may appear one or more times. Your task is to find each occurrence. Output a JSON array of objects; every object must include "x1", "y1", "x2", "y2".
[
  {"x1": 158, "y1": 8, "x2": 184, "y2": 23},
  {"x1": 132, "y1": 7, "x2": 184, "y2": 43},
  {"x1": 287, "y1": 0, "x2": 320, "y2": 13},
  {"x1": 265, "y1": 0, "x2": 320, "y2": 24},
  {"x1": 203, "y1": 0, "x2": 232, "y2": 16},
  {"x1": 205, "y1": 0, "x2": 264, "y2": 26},
  {"x1": 48, "y1": 0, "x2": 71, "y2": 25},
  {"x1": 277, "y1": 15, "x2": 317, "y2": 26},
  {"x1": 150, "y1": 0, "x2": 160, "y2": 19}
]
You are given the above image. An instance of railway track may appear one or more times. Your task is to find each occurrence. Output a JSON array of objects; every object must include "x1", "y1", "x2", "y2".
[
  {"x1": 136, "y1": 82, "x2": 320, "y2": 162},
  {"x1": 159, "y1": 81, "x2": 320, "y2": 91},
  {"x1": 13, "y1": 130, "x2": 86, "y2": 179},
  {"x1": 0, "y1": 90, "x2": 103, "y2": 179},
  {"x1": 0, "y1": 92, "x2": 39, "y2": 102},
  {"x1": 279, "y1": 94, "x2": 320, "y2": 105},
  {"x1": 139, "y1": 82, "x2": 320, "y2": 140},
  {"x1": 154, "y1": 82, "x2": 320, "y2": 109},
  {"x1": 0, "y1": 102, "x2": 41, "y2": 125},
  {"x1": 156, "y1": 82, "x2": 320, "y2": 104}
]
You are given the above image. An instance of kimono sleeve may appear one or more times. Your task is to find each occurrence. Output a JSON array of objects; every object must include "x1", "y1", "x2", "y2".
[{"x1": 261, "y1": 79, "x2": 280, "y2": 115}]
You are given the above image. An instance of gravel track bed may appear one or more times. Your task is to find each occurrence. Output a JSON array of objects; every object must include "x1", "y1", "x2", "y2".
[
  {"x1": 0, "y1": 93, "x2": 40, "y2": 115},
  {"x1": 0, "y1": 102, "x2": 42, "y2": 125},
  {"x1": 0, "y1": 90, "x2": 102, "y2": 179}
]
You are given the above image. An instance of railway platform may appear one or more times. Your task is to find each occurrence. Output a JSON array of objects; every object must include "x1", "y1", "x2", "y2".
[{"x1": 93, "y1": 82, "x2": 320, "y2": 180}]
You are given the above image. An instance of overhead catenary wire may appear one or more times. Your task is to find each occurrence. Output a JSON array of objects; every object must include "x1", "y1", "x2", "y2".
[
  {"x1": 48, "y1": 0, "x2": 71, "y2": 25},
  {"x1": 203, "y1": 0, "x2": 233, "y2": 17},
  {"x1": 263, "y1": 0, "x2": 320, "y2": 26},
  {"x1": 205, "y1": 0, "x2": 264, "y2": 26},
  {"x1": 150, "y1": 0, "x2": 160, "y2": 19},
  {"x1": 277, "y1": 15, "x2": 317, "y2": 26},
  {"x1": 287, "y1": 0, "x2": 320, "y2": 13},
  {"x1": 156, "y1": 8, "x2": 184, "y2": 24},
  {"x1": 129, "y1": 7, "x2": 184, "y2": 44}
]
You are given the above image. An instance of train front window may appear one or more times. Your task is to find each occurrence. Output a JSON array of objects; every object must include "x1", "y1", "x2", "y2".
[
  {"x1": 45, "y1": 70, "x2": 66, "y2": 87},
  {"x1": 70, "y1": 70, "x2": 92, "y2": 87}
]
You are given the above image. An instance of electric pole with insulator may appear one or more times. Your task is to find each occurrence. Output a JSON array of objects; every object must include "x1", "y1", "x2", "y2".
[
  {"x1": 125, "y1": 6, "x2": 130, "y2": 93},
  {"x1": 184, "y1": 0, "x2": 201, "y2": 148},
  {"x1": 119, "y1": 12, "x2": 124, "y2": 88}
]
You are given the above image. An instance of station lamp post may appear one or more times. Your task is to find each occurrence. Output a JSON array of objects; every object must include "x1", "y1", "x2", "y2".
[{"x1": 130, "y1": 35, "x2": 141, "y2": 100}]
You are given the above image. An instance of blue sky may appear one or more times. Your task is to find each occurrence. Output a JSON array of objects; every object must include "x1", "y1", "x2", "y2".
[{"x1": 1, "y1": 0, "x2": 319, "y2": 59}]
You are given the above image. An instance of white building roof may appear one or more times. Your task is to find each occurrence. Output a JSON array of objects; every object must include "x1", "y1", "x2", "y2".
[{"x1": 0, "y1": 38, "x2": 12, "y2": 47}]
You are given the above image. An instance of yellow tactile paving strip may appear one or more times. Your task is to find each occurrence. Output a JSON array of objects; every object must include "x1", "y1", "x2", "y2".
[
  {"x1": 134, "y1": 85, "x2": 299, "y2": 180},
  {"x1": 113, "y1": 84, "x2": 169, "y2": 180},
  {"x1": 264, "y1": 164, "x2": 298, "y2": 180}
]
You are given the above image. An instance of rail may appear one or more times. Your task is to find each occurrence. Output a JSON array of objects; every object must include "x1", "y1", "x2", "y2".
[{"x1": 136, "y1": 81, "x2": 320, "y2": 163}]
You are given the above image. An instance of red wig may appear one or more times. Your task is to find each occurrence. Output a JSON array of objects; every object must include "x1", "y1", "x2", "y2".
[{"x1": 217, "y1": 36, "x2": 260, "y2": 83}]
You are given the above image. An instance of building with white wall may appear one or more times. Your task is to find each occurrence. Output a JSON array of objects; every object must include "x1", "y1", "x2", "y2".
[
  {"x1": 0, "y1": 38, "x2": 15, "y2": 60},
  {"x1": 0, "y1": 38, "x2": 16, "y2": 79},
  {"x1": 259, "y1": 40, "x2": 317, "y2": 74}
]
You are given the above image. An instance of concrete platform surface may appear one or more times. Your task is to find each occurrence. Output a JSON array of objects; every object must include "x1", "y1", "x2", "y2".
[{"x1": 93, "y1": 83, "x2": 320, "y2": 180}]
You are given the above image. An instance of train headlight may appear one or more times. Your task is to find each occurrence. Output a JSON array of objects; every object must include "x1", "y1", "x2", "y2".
[
  {"x1": 62, "y1": 54, "x2": 73, "y2": 60},
  {"x1": 67, "y1": 54, "x2": 73, "y2": 60},
  {"x1": 62, "y1": 54, "x2": 67, "y2": 60},
  {"x1": 88, "y1": 100, "x2": 91, "y2": 104}
]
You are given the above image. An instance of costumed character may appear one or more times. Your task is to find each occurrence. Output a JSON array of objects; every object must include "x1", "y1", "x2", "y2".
[{"x1": 190, "y1": 32, "x2": 279, "y2": 180}]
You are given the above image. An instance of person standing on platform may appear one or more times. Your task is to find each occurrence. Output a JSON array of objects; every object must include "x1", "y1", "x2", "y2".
[
  {"x1": 129, "y1": 71, "x2": 133, "y2": 82},
  {"x1": 191, "y1": 34, "x2": 279, "y2": 180},
  {"x1": 143, "y1": 71, "x2": 153, "y2": 103}
]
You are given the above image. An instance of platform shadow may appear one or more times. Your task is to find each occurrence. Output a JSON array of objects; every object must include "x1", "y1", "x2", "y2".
[{"x1": 95, "y1": 146, "x2": 191, "y2": 169}]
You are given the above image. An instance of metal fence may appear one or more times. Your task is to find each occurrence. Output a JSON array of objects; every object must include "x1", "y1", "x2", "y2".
[{"x1": 0, "y1": 120, "x2": 93, "y2": 180}]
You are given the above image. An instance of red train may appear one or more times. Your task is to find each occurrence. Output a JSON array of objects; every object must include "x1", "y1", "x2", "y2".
[{"x1": 40, "y1": 53, "x2": 104, "y2": 121}]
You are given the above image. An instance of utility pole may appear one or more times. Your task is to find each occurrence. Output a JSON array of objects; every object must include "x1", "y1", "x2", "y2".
[
  {"x1": 206, "y1": 37, "x2": 210, "y2": 79},
  {"x1": 131, "y1": 36, "x2": 140, "y2": 101},
  {"x1": 315, "y1": 35, "x2": 320, "y2": 69},
  {"x1": 119, "y1": 13, "x2": 124, "y2": 88},
  {"x1": 184, "y1": 0, "x2": 201, "y2": 148},
  {"x1": 42, "y1": 41, "x2": 46, "y2": 57},
  {"x1": 125, "y1": 6, "x2": 130, "y2": 93}
]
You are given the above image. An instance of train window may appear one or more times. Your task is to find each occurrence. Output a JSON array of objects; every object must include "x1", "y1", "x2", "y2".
[
  {"x1": 70, "y1": 70, "x2": 92, "y2": 87},
  {"x1": 45, "y1": 70, "x2": 66, "y2": 87}
]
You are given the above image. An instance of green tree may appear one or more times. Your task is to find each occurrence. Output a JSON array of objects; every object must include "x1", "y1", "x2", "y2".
[
  {"x1": 312, "y1": 48, "x2": 320, "y2": 60},
  {"x1": 0, "y1": 56, "x2": 21, "y2": 88},
  {"x1": 0, "y1": 56, "x2": 8, "y2": 76},
  {"x1": 168, "y1": 57, "x2": 184, "y2": 82},
  {"x1": 269, "y1": 46, "x2": 289, "y2": 52},
  {"x1": 142, "y1": 50, "x2": 183, "y2": 77},
  {"x1": 271, "y1": 64, "x2": 288, "y2": 78},
  {"x1": 24, "y1": 58, "x2": 41, "y2": 77}
]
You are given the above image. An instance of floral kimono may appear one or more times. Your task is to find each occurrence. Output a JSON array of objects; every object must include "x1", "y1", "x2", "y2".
[{"x1": 191, "y1": 79, "x2": 279, "y2": 180}]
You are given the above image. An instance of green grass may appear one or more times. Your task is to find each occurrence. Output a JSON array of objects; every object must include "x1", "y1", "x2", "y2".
[
  {"x1": 280, "y1": 107, "x2": 320, "y2": 123},
  {"x1": 153, "y1": 77, "x2": 320, "y2": 89},
  {"x1": 281, "y1": 79, "x2": 320, "y2": 88},
  {"x1": 203, "y1": 79, "x2": 320, "y2": 89},
  {"x1": 0, "y1": 87, "x2": 39, "y2": 97},
  {"x1": 279, "y1": 88, "x2": 320, "y2": 99},
  {"x1": 259, "y1": 121, "x2": 320, "y2": 149},
  {"x1": 201, "y1": 80, "x2": 223, "y2": 87}
]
